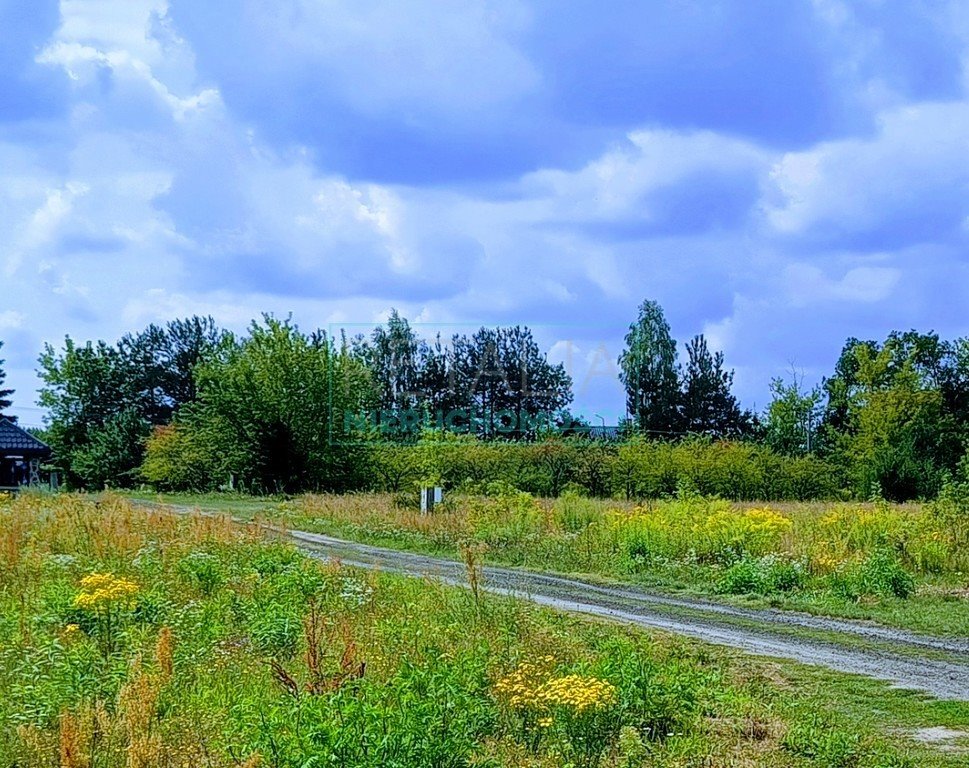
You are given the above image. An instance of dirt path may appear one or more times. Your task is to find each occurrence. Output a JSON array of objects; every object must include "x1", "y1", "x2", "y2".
[
  {"x1": 286, "y1": 529, "x2": 969, "y2": 700},
  {"x1": 141, "y1": 501, "x2": 969, "y2": 700}
]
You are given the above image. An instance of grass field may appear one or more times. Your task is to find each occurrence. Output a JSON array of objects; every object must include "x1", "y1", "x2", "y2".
[
  {"x1": 125, "y1": 489, "x2": 969, "y2": 637},
  {"x1": 2, "y1": 492, "x2": 968, "y2": 766}
]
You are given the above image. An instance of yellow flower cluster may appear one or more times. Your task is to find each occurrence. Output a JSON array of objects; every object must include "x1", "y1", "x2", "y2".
[
  {"x1": 494, "y1": 659, "x2": 617, "y2": 716},
  {"x1": 540, "y1": 674, "x2": 617, "y2": 712},
  {"x1": 73, "y1": 572, "x2": 139, "y2": 611}
]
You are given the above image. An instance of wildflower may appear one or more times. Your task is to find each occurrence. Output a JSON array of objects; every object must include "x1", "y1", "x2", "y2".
[
  {"x1": 494, "y1": 661, "x2": 616, "y2": 715},
  {"x1": 73, "y1": 572, "x2": 139, "y2": 612}
]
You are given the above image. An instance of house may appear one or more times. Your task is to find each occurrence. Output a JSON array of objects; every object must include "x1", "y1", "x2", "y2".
[{"x1": 0, "y1": 417, "x2": 52, "y2": 489}]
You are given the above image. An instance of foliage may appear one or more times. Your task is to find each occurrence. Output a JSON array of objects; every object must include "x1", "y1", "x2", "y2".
[
  {"x1": 619, "y1": 299, "x2": 681, "y2": 436},
  {"x1": 160, "y1": 316, "x2": 377, "y2": 494},
  {"x1": 140, "y1": 423, "x2": 222, "y2": 491},
  {"x1": 821, "y1": 332, "x2": 969, "y2": 501},
  {"x1": 763, "y1": 371, "x2": 823, "y2": 456},
  {"x1": 37, "y1": 316, "x2": 227, "y2": 488},
  {"x1": 350, "y1": 314, "x2": 573, "y2": 440},
  {"x1": 339, "y1": 434, "x2": 843, "y2": 502},
  {"x1": 716, "y1": 556, "x2": 806, "y2": 595},
  {"x1": 680, "y1": 334, "x2": 751, "y2": 438}
]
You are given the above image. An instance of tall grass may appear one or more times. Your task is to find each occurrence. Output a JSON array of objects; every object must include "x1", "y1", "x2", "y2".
[
  {"x1": 284, "y1": 490, "x2": 969, "y2": 632},
  {"x1": 0, "y1": 493, "x2": 948, "y2": 766}
]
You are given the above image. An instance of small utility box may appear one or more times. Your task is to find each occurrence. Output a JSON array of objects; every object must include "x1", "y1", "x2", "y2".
[{"x1": 420, "y1": 486, "x2": 443, "y2": 514}]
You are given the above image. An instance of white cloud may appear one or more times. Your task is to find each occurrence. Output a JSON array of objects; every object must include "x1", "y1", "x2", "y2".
[
  {"x1": 38, "y1": 0, "x2": 220, "y2": 122},
  {"x1": 766, "y1": 101, "x2": 969, "y2": 243},
  {"x1": 524, "y1": 128, "x2": 769, "y2": 223},
  {"x1": 782, "y1": 263, "x2": 901, "y2": 306}
]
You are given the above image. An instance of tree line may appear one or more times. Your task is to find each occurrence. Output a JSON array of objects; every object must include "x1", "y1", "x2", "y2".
[{"x1": 2, "y1": 300, "x2": 968, "y2": 500}]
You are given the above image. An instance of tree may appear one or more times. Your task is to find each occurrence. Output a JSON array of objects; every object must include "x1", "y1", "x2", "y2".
[
  {"x1": 37, "y1": 317, "x2": 227, "y2": 488},
  {"x1": 844, "y1": 343, "x2": 947, "y2": 500},
  {"x1": 38, "y1": 338, "x2": 137, "y2": 486},
  {"x1": 0, "y1": 340, "x2": 13, "y2": 418},
  {"x1": 618, "y1": 300, "x2": 680, "y2": 435},
  {"x1": 680, "y1": 334, "x2": 748, "y2": 437},
  {"x1": 820, "y1": 330, "x2": 969, "y2": 498},
  {"x1": 352, "y1": 309, "x2": 423, "y2": 415},
  {"x1": 453, "y1": 326, "x2": 573, "y2": 439},
  {"x1": 118, "y1": 316, "x2": 229, "y2": 424},
  {"x1": 71, "y1": 409, "x2": 152, "y2": 489},
  {"x1": 178, "y1": 316, "x2": 377, "y2": 493},
  {"x1": 763, "y1": 371, "x2": 823, "y2": 456},
  {"x1": 352, "y1": 316, "x2": 573, "y2": 440}
]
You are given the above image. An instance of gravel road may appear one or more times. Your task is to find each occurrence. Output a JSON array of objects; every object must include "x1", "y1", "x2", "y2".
[
  {"x1": 285, "y1": 528, "x2": 969, "y2": 701},
  {"x1": 136, "y1": 501, "x2": 969, "y2": 701}
]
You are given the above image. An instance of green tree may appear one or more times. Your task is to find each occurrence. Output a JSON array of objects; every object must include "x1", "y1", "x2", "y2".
[
  {"x1": 843, "y1": 343, "x2": 948, "y2": 500},
  {"x1": 618, "y1": 300, "x2": 680, "y2": 435},
  {"x1": 454, "y1": 326, "x2": 573, "y2": 439},
  {"x1": 680, "y1": 334, "x2": 749, "y2": 438},
  {"x1": 71, "y1": 409, "x2": 152, "y2": 489},
  {"x1": 37, "y1": 317, "x2": 227, "y2": 488},
  {"x1": 0, "y1": 340, "x2": 13, "y2": 417},
  {"x1": 352, "y1": 309, "x2": 423, "y2": 415},
  {"x1": 38, "y1": 338, "x2": 138, "y2": 486},
  {"x1": 763, "y1": 371, "x2": 823, "y2": 456},
  {"x1": 181, "y1": 316, "x2": 376, "y2": 493}
]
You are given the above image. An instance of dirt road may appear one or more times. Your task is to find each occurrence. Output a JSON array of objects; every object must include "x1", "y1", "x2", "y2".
[
  {"x1": 138, "y1": 500, "x2": 969, "y2": 700},
  {"x1": 285, "y1": 528, "x2": 969, "y2": 701}
]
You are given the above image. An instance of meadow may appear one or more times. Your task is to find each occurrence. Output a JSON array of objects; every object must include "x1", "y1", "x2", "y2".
[
  {"x1": 2, "y1": 492, "x2": 968, "y2": 767},
  {"x1": 136, "y1": 487, "x2": 969, "y2": 638}
]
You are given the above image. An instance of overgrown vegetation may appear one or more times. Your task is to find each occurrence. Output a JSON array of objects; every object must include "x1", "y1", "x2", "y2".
[
  {"x1": 210, "y1": 487, "x2": 969, "y2": 636},
  {"x1": 2, "y1": 493, "x2": 964, "y2": 767}
]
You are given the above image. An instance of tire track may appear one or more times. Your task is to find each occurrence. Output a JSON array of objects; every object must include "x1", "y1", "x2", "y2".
[{"x1": 139, "y1": 501, "x2": 969, "y2": 700}]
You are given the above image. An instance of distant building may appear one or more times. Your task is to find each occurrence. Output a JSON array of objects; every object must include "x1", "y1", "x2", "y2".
[
  {"x1": 586, "y1": 425, "x2": 621, "y2": 441},
  {"x1": 0, "y1": 417, "x2": 52, "y2": 489}
]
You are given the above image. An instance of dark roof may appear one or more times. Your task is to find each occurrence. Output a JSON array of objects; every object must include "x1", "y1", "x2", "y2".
[{"x1": 0, "y1": 418, "x2": 52, "y2": 457}]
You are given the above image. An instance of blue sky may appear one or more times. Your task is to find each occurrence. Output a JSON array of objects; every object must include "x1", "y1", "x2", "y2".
[{"x1": 2, "y1": 0, "x2": 969, "y2": 426}]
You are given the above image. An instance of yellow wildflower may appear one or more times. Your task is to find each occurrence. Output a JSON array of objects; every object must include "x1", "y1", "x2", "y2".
[{"x1": 73, "y1": 572, "x2": 139, "y2": 612}]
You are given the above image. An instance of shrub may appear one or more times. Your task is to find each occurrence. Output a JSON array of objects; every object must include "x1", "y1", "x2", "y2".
[
  {"x1": 830, "y1": 550, "x2": 916, "y2": 600},
  {"x1": 716, "y1": 556, "x2": 806, "y2": 595},
  {"x1": 176, "y1": 551, "x2": 224, "y2": 595},
  {"x1": 249, "y1": 607, "x2": 302, "y2": 658}
]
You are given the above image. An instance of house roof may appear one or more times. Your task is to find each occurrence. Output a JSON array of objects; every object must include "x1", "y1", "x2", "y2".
[{"x1": 0, "y1": 418, "x2": 52, "y2": 457}]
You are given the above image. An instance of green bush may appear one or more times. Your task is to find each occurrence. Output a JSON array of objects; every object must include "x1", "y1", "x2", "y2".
[
  {"x1": 830, "y1": 550, "x2": 916, "y2": 600},
  {"x1": 716, "y1": 556, "x2": 806, "y2": 596},
  {"x1": 176, "y1": 550, "x2": 224, "y2": 595}
]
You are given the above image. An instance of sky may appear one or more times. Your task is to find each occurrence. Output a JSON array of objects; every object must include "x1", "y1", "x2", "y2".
[{"x1": 2, "y1": 0, "x2": 969, "y2": 427}]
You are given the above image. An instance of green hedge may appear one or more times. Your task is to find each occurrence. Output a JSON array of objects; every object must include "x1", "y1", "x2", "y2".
[{"x1": 143, "y1": 430, "x2": 845, "y2": 501}]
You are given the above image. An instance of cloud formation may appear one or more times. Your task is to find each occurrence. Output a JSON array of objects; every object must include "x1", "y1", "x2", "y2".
[{"x1": 2, "y1": 0, "x2": 969, "y2": 425}]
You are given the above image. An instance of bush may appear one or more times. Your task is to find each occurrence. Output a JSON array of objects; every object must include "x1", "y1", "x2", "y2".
[
  {"x1": 716, "y1": 556, "x2": 806, "y2": 595},
  {"x1": 176, "y1": 551, "x2": 224, "y2": 595},
  {"x1": 830, "y1": 550, "x2": 916, "y2": 600}
]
